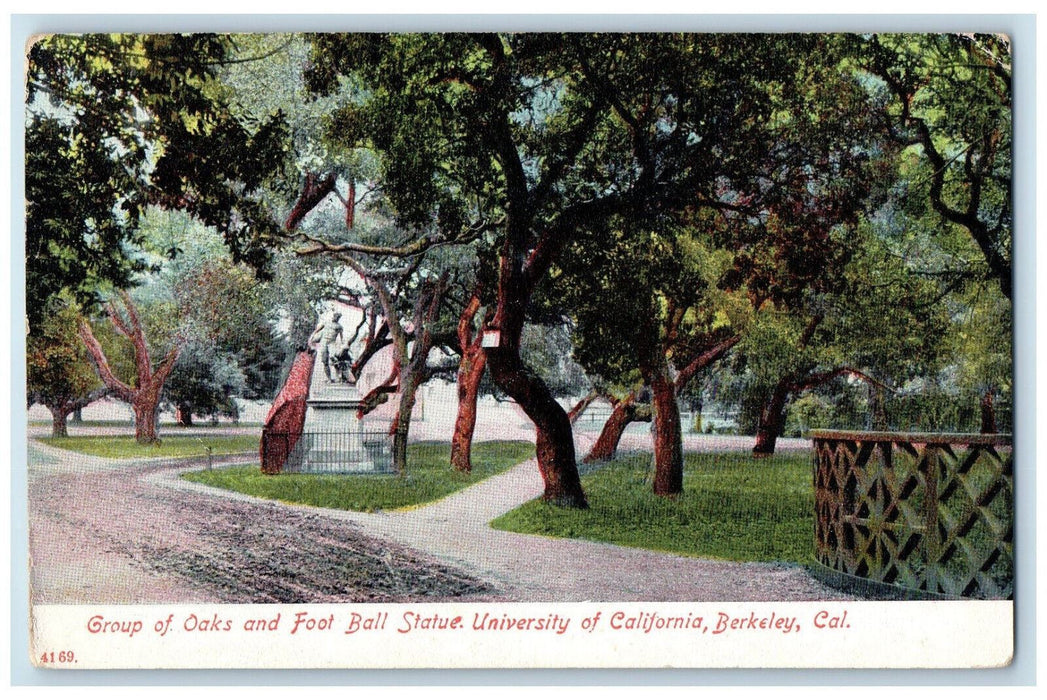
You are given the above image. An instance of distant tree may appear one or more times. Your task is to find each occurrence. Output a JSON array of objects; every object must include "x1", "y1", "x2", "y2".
[
  {"x1": 172, "y1": 258, "x2": 287, "y2": 402},
  {"x1": 938, "y1": 281, "x2": 1012, "y2": 434},
  {"x1": 730, "y1": 226, "x2": 950, "y2": 455},
  {"x1": 163, "y1": 333, "x2": 247, "y2": 427},
  {"x1": 26, "y1": 295, "x2": 108, "y2": 437},
  {"x1": 78, "y1": 291, "x2": 182, "y2": 444}
]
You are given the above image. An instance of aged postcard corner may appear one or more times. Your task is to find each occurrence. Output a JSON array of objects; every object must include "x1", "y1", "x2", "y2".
[{"x1": 24, "y1": 29, "x2": 1015, "y2": 671}]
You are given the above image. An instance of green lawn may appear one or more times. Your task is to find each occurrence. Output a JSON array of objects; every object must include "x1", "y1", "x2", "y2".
[
  {"x1": 38, "y1": 434, "x2": 260, "y2": 459},
  {"x1": 182, "y1": 440, "x2": 535, "y2": 512},
  {"x1": 491, "y1": 451, "x2": 815, "y2": 564},
  {"x1": 30, "y1": 419, "x2": 263, "y2": 428}
]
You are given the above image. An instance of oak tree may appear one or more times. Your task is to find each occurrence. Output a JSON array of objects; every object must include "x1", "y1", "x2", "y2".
[{"x1": 305, "y1": 33, "x2": 818, "y2": 506}]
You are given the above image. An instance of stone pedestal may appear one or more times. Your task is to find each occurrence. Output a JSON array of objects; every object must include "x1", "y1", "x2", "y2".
[{"x1": 285, "y1": 370, "x2": 393, "y2": 474}]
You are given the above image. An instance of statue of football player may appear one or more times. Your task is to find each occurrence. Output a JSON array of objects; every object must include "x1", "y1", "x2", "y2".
[{"x1": 309, "y1": 312, "x2": 346, "y2": 382}]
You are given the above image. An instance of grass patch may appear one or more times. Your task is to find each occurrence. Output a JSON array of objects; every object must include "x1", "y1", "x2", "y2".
[
  {"x1": 491, "y1": 451, "x2": 815, "y2": 564},
  {"x1": 38, "y1": 434, "x2": 260, "y2": 459},
  {"x1": 182, "y1": 440, "x2": 535, "y2": 512},
  {"x1": 30, "y1": 419, "x2": 263, "y2": 428}
]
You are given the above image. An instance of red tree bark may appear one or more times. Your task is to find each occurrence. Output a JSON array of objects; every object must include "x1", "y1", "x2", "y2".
[
  {"x1": 78, "y1": 291, "x2": 181, "y2": 444},
  {"x1": 175, "y1": 402, "x2": 193, "y2": 427},
  {"x1": 980, "y1": 389, "x2": 997, "y2": 434},
  {"x1": 583, "y1": 394, "x2": 651, "y2": 463},
  {"x1": 753, "y1": 380, "x2": 792, "y2": 457},
  {"x1": 284, "y1": 172, "x2": 337, "y2": 232},
  {"x1": 450, "y1": 289, "x2": 488, "y2": 472},
  {"x1": 485, "y1": 217, "x2": 587, "y2": 508},
  {"x1": 567, "y1": 390, "x2": 601, "y2": 425},
  {"x1": 261, "y1": 351, "x2": 315, "y2": 474},
  {"x1": 488, "y1": 346, "x2": 586, "y2": 507},
  {"x1": 583, "y1": 335, "x2": 740, "y2": 480},
  {"x1": 753, "y1": 365, "x2": 889, "y2": 457},
  {"x1": 41, "y1": 387, "x2": 109, "y2": 438},
  {"x1": 644, "y1": 357, "x2": 684, "y2": 496}
]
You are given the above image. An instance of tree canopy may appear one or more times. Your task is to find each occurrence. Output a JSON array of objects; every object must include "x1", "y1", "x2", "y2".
[
  {"x1": 24, "y1": 31, "x2": 1013, "y2": 504},
  {"x1": 25, "y1": 33, "x2": 290, "y2": 328}
]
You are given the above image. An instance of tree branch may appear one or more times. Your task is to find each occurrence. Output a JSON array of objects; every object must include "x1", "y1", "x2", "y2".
[
  {"x1": 284, "y1": 172, "x2": 338, "y2": 232},
  {"x1": 674, "y1": 335, "x2": 742, "y2": 391},
  {"x1": 78, "y1": 319, "x2": 135, "y2": 402},
  {"x1": 789, "y1": 366, "x2": 893, "y2": 394},
  {"x1": 151, "y1": 343, "x2": 183, "y2": 388}
]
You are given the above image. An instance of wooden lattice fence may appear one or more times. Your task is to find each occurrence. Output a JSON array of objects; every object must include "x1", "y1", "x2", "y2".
[{"x1": 811, "y1": 430, "x2": 1013, "y2": 599}]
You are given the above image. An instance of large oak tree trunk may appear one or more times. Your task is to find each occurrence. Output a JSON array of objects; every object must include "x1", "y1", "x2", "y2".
[
  {"x1": 132, "y1": 393, "x2": 162, "y2": 444},
  {"x1": 451, "y1": 289, "x2": 488, "y2": 473},
  {"x1": 78, "y1": 291, "x2": 180, "y2": 446},
  {"x1": 487, "y1": 209, "x2": 587, "y2": 508},
  {"x1": 646, "y1": 362, "x2": 684, "y2": 496},
  {"x1": 584, "y1": 399, "x2": 635, "y2": 463},
  {"x1": 753, "y1": 381, "x2": 791, "y2": 457},
  {"x1": 48, "y1": 405, "x2": 69, "y2": 438},
  {"x1": 486, "y1": 348, "x2": 587, "y2": 508},
  {"x1": 450, "y1": 346, "x2": 486, "y2": 472},
  {"x1": 583, "y1": 396, "x2": 652, "y2": 463}
]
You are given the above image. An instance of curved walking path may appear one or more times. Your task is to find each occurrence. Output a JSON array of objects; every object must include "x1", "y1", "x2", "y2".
[
  {"x1": 216, "y1": 458, "x2": 851, "y2": 602},
  {"x1": 27, "y1": 417, "x2": 852, "y2": 604}
]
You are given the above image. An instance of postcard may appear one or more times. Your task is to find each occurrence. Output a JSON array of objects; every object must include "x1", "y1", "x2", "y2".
[{"x1": 20, "y1": 25, "x2": 1019, "y2": 672}]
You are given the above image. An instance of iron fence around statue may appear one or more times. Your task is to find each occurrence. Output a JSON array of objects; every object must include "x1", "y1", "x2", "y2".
[
  {"x1": 260, "y1": 430, "x2": 395, "y2": 474},
  {"x1": 811, "y1": 430, "x2": 1013, "y2": 600}
]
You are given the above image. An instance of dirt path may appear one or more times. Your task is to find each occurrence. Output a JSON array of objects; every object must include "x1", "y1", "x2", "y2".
[
  {"x1": 27, "y1": 440, "x2": 497, "y2": 604},
  {"x1": 29, "y1": 423, "x2": 853, "y2": 604}
]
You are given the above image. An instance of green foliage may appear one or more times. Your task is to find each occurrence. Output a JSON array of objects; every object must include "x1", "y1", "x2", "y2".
[
  {"x1": 163, "y1": 334, "x2": 247, "y2": 421},
  {"x1": 25, "y1": 115, "x2": 147, "y2": 329},
  {"x1": 182, "y1": 441, "x2": 534, "y2": 512},
  {"x1": 216, "y1": 34, "x2": 375, "y2": 190},
  {"x1": 946, "y1": 284, "x2": 1012, "y2": 398},
  {"x1": 265, "y1": 251, "x2": 342, "y2": 352},
  {"x1": 723, "y1": 216, "x2": 953, "y2": 435},
  {"x1": 519, "y1": 323, "x2": 589, "y2": 398},
  {"x1": 304, "y1": 33, "x2": 838, "y2": 294},
  {"x1": 26, "y1": 294, "x2": 102, "y2": 409},
  {"x1": 24, "y1": 32, "x2": 1013, "y2": 457},
  {"x1": 856, "y1": 33, "x2": 1012, "y2": 298},
  {"x1": 26, "y1": 33, "x2": 292, "y2": 328},
  {"x1": 783, "y1": 394, "x2": 836, "y2": 437},
  {"x1": 171, "y1": 256, "x2": 284, "y2": 400},
  {"x1": 492, "y1": 450, "x2": 815, "y2": 563}
]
